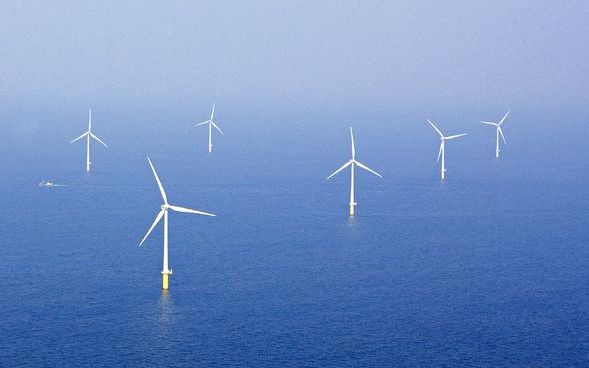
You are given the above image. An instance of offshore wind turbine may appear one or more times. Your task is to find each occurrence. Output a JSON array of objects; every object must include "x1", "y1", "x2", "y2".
[
  {"x1": 195, "y1": 104, "x2": 224, "y2": 153},
  {"x1": 327, "y1": 127, "x2": 382, "y2": 216},
  {"x1": 70, "y1": 109, "x2": 108, "y2": 172},
  {"x1": 480, "y1": 111, "x2": 509, "y2": 158},
  {"x1": 427, "y1": 119, "x2": 467, "y2": 180},
  {"x1": 139, "y1": 158, "x2": 216, "y2": 290}
]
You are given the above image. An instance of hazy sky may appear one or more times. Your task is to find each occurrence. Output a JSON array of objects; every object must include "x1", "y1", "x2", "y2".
[{"x1": 1, "y1": 1, "x2": 588, "y2": 115}]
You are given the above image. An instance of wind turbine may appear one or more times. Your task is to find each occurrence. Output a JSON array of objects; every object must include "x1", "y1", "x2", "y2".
[
  {"x1": 427, "y1": 119, "x2": 467, "y2": 180},
  {"x1": 480, "y1": 111, "x2": 509, "y2": 158},
  {"x1": 327, "y1": 127, "x2": 382, "y2": 216},
  {"x1": 139, "y1": 158, "x2": 216, "y2": 290},
  {"x1": 70, "y1": 109, "x2": 108, "y2": 172},
  {"x1": 195, "y1": 104, "x2": 224, "y2": 153}
]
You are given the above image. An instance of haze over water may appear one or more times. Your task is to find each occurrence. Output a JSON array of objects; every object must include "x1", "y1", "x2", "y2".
[{"x1": 1, "y1": 1, "x2": 588, "y2": 367}]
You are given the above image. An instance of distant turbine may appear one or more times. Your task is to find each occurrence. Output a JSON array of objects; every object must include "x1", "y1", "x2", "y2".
[
  {"x1": 70, "y1": 109, "x2": 108, "y2": 172},
  {"x1": 139, "y1": 158, "x2": 216, "y2": 290},
  {"x1": 480, "y1": 111, "x2": 509, "y2": 158},
  {"x1": 427, "y1": 119, "x2": 467, "y2": 180},
  {"x1": 195, "y1": 104, "x2": 224, "y2": 153},
  {"x1": 327, "y1": 127, "x2": 382, "y2": 216}
]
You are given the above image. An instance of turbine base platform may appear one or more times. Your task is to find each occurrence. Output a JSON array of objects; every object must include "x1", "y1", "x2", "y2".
[{"x1": 161, "y1": 271, "x2": 172, "y2": 290}]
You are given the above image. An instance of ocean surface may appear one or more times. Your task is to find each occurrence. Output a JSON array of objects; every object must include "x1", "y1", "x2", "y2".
[{"x1": 0, "y1": 109, "x2": 587, "y2": 367}]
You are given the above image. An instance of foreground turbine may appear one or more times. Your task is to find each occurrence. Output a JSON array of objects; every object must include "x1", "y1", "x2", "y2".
[
  {"x1": 427, "y1": 119, "x2": 467, "y2": 180},
  {"x1": 140, "y1": 158, "x2": 215, "y2": 290},
  {"x1": 480, "y1": 111, "x2": 509, "y2": 158},
  {"x1": 195, "y1": 104, "x2": 224, "y2": 153},
  {"x1": 70, "y1": 109, "x2": 108, "y2": 172},
  {"x1": 327, "y1": 127, "x2": 382, "y2": 216}
]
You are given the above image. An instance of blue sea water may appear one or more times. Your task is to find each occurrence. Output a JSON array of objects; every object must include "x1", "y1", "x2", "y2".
[{"x1": 0, "y1": 109, "x2": 587, "y2": 367}]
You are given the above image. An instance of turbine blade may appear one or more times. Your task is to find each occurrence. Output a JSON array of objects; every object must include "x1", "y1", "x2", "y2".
[
  {"x1": 349, "y1": 126, "x2": 355, "y2": 159},
  {"x1": 326, "y1": 161, "x2": 352, "y2": 180},
  {"x1": 195, "y1": 121, "x2": 209, "y2": 127},
  {"x1": 354, "y1": 160, "x2": 383, "y2": 177},
  {"x1": 88, "y1": 108, "x2": 92, "y2": 132},
  {"x1": 147, "y1": 158, "x2": 168, "y2": 204},
  {"x1": 499, "y1": 111, "x2": 510, "y2": 125},
  {"x1": 70, "y1": 132, "x2": 88, "y2": 143},
  {"x1": 90, "y1": 133, "x2": 108, "y2": 147},
  {"x1": 211, "y1": 104, "x2": 215, "y2": 120},
  {"x1": 139, "y1": 209, "x2": 164, "y2": 246},
  {"x1": 211, "y1": 121, "x2": 224, "y2": 135},
  {"x1": 444, "y1": 133, "x2": 468, "y2": 140},
  {"x1": 498, "y1": 127, "x2": 506, "y2": 144},
  {"x1": 169, "y1": 205, "x2": 216, "y2": 216},
  {"x1": 437, "y1": 142, "x2": 443, "y2": 162},
  {"x1": 480, "y1": 121, "x2": 498, "y2": 126},
  {"x1": 427, "y1": 119, "x2": 444, "y2": 137}
]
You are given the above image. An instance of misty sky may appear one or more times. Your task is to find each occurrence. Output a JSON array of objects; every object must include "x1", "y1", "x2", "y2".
[{"x1": 1, "y1": 1, "x2": 588, "y2": 116}]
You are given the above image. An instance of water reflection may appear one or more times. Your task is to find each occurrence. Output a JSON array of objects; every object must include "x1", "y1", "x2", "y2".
[
  {"x1": 347, "y1": 214, "x2": 356, "y2": 226},
  {"x1": 157, "y1": 290, "x2": 175, "y2": 333}
]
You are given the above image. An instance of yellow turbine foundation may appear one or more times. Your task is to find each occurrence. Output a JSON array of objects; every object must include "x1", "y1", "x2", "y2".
[
  {"x1": 349, "y1": 204, "x2": 355, "y2": 216},
  {"x1": 162, "y1": 272, "x2": 170, "y2": 290}
]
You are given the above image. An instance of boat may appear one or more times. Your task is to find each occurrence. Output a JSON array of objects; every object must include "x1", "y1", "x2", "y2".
[{"x1": 38, "y1": 179, "x2": 55, "y2": 187}]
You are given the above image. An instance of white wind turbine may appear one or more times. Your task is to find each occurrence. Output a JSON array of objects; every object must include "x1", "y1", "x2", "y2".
[
  {"x1": 480, "y1": 111, "x2": 509, "y2": 158},
  {"x1": 70, "y1": 109, "x2": 108, "y2": 172},
  {"x1": 195, "y1": 104, "x2": 224, "y2": 153},
  {"x1": 427, "y1": 119, "x2": 467, "y2": 180},
  {"x1": 139, "y1": 158, "x2": 216, "y2": 290},
  {"x1": 327, "y1": 127, "x2": 382, "y2": 216}
]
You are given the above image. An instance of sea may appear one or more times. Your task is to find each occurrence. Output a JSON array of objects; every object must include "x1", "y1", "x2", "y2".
[{"x1": 0, "y1": 107, "x2": 587, "y2": 367}]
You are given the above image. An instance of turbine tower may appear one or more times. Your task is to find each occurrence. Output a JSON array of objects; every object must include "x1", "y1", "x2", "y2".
[
  {"x1": 70, "y1": 109, "x2": 108, "y2": 172},
  {"x1": 480, "y1": 111, "x2": 509, "y2": 158},
  {"x1": 427, "y1": 119, "x2": 467, "y2": 180},
  {"x1": 195, "y1": 104, "x2": 224, "y2": 153},
  {"x1": 327, "y1": 127, "x2": 382, "y2": 216},
  {"x1": 140, "y1": 158, "x2": 216, "y2": 290}
]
